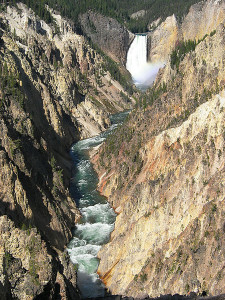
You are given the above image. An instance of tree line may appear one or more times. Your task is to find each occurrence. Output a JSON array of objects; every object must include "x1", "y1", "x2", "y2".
[{"x1": 6, "y1": 0, "x2": 203, "y2": 33}]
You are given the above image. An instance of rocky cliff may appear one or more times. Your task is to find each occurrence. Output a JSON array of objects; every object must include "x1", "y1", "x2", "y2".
[
  {"x1": 93, "y1": 21, "x2": 225, "y2": 298},
  {"x1": 147, "y1": 0, "x2": 225, "y2": 63},
  {"x1": 79, "y1": 10, "x2": 134, "y2": 65},
  {"x1": 76, "y1": 1, "x2": 225, "y2": 74},
  {"x1": 2, "y1": 4, "x2": 135, "y2": 139},
  {"x1": 0, "y1": 2, "x2": 135, "y2": 299}
]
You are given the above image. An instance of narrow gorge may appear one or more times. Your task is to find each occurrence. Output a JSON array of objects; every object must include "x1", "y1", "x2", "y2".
[
  {"x1": 67, "y1": 111, "x2": 129, "y2": 298},
  {"x1": 94, "y1": 4, "x2": 225, "y2": 297},
  {"x1": 0, "y1": 2, "x2": 134, "y2": 299},
  {"x1": 0, "y1": 0, "x2": 225, "y2": 299}
]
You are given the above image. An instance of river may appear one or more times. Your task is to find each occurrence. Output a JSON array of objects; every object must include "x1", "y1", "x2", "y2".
[{"x1": 67, "y1": 110, "x2": 130, "y2": 298}]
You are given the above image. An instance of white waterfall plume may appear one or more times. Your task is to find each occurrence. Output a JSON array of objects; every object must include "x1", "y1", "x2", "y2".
[
  {"x1": 126, "y1": 34, "x2": 164, "y2": 89},
  {"x1": 126, "y1": 34, "x2": 147, "y2": 75}
]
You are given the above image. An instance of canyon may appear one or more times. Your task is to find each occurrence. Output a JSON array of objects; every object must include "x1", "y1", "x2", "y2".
[
  {"x1": 94, "y1": 2, "x2": 225, "y2": 297},
  {"x1": 0, "y1": 0, "x2": 225, "y2": 299},
  {"x1": 0, "y1": 2, "x2": 134, "y2": 299}
]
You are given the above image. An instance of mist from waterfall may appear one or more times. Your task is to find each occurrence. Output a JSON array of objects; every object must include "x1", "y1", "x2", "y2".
[{"x1": 126, "y1": 34, "x2": 164, "y2": 89}]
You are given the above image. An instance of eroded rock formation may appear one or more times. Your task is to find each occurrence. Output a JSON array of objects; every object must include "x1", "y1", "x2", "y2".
[
  {"x1": 93, "y1": 21, "x2": 225, "y2": 298},
  {"x1": 0, "y1": 2, "x2": 134, "y2": 298},
  {"x1": 79, "y1": 10, "x2": 134, "y2": 65},
  {"x1": 148, "y1": 0, "x2": 225, "y2": 63}
]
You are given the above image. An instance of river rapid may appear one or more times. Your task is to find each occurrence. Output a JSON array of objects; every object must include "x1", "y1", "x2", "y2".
[{"x1": 67, "y1": 111, "x2": 130, "y2": 298}]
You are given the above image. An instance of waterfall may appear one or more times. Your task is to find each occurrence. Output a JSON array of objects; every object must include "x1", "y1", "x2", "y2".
[
  {"x1": 126, "y1": 34, "x2": 147, "y2": 77},
  {"x1": 126, "y1": 34, "x2": 164, "y2": 89}
]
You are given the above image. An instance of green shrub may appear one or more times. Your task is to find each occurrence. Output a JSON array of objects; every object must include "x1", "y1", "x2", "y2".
[
  {"x1": 170, "y1": 40, "x2": 196, "y2": 70},
  {"x1": 140, "y1": 273, "x2": 147, "y2": 282},
  {"x1": 211, "y1": 204, "x2": 217, "y2": 213},
  {"x1": 4, "y1": 251, "x2": 13, "y2": 270}
]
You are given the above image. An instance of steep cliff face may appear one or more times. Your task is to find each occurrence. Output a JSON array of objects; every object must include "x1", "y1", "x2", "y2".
[
  {"x1": 0, "y1": 58, "x2": 80, "y2": 298},
  {"x1": 79, "y1": 11, "x2": 134, "y2": 65},
  {"x1": 0, "y1": 2, "x2": 135, "y2": 299},
  {"x1": 147, "y1": 14, "x2": 179, "y2": 62},
  {"x1": 0, "y1": 15, "x2": 80, "y2": 299},
  {"x1": 0, "y1": 216, "x2": 79, "y2": 300},
  {"x1": 181, "y1": 0, "x2": 225, "y2": 41},
  {"x1": 93, "y1": 23, "x2": 225, "y2": 297},
  {"x1": 148, "y1": 0, "x2": 225, "y2": 63},
  {"x1": 2, "y1": 3, "x2": 134, "y2": 140}
]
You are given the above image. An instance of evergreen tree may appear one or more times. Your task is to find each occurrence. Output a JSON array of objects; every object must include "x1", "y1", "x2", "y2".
[{"x1": 12, "y1": 0, "x2": 203, "y2": 33}]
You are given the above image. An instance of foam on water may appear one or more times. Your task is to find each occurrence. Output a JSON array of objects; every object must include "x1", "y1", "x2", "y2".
[
  {"x1": 81, "y1": 203, "x2": 116, "y2": 224},
  {"x1": 74, "y1": 223, "x2": 114, "y2": 245},
  {"x1": 74, "y1": 135, "x2": 106, "y2": 152},
  {"x1": 68, "y1": 244, "x2": 101, "y2": 257},
  {"x1": 69, "y1": 252, "x2": 100, "y2": 274},
  {"x1": 68, "y1": 237, "x2": 87, "y2": 248},
  {"x1": 77, "y1": 160, "x2": 92, "y2": 173},
  {"x1": 68, "y1": 111, "x2": 129, "y2": 298}
]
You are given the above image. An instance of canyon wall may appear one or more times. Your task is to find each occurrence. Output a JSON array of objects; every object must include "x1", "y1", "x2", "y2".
[
  {"x1": 79, "y1": 11, "x2": 134, "y2": 65},
  {"x1": 148, "y1": 0, "x2": 225, "y2": 62},
  {"x1": 93, "y1": 21, "x2": 225, "y2": 298},
  {"x1": 0, "y1": 3, "x2": 134, "y2": 298},
  {"x1": 3, "y1": 4, "x2": 135, "y2": 140},
  {"x1": 78, "y1": 1, "x2": 225, "y2": 69}
]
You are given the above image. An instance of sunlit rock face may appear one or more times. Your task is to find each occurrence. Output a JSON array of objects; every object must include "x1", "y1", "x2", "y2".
[
  {"x1": 147, "y1": 0, "x2": 225, "y2": 64},
  {"x1": 0, "y1": 3, "x2": 135, "y2": 299},
  {"x1": 94, "y1": 21, "x2": 225, "y2": 298}
]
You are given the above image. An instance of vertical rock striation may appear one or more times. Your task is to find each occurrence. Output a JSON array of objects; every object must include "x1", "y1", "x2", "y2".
[
  {"x1": 147, "y1": 0, "x2": 225, "y2": 63},
  {"x1": 79, "y1": 10, "x2": 134, "y2": 65},
  {"x1": 93, "y1": 21, "x2": 225, "y2": 298},
  {"x1": 0, "y1": 2, "x2": 135, "y2": 298}
]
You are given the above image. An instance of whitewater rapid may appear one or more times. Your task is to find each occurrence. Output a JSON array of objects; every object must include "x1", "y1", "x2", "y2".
[{"x1": 67, "y1": 111, "x2": 130, "y2": 298}]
